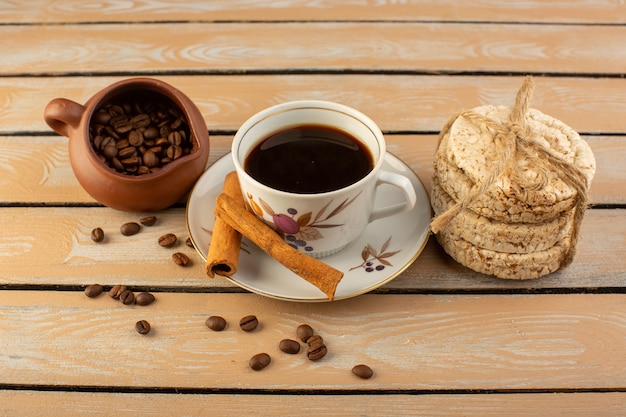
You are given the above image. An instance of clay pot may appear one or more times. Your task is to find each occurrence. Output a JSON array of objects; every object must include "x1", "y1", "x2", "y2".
[{"x1": 44, "y1": 77, "x2": 210, "y2": 211}]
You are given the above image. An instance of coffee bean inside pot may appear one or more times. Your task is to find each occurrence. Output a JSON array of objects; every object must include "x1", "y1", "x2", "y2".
[{"x1": 88, "y1": 91, "x2": 194, "y2": 176}]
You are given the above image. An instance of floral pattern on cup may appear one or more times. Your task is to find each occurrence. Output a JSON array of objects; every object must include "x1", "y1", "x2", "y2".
[
  {"x1": 246, "y1": 192, "x2": 362, "y2": 253},
  {"x1": 350, "y1": 237, "x2": 401, "y2": 272}
]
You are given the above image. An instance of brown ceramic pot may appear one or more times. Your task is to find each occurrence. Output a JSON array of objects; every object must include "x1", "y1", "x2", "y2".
[{"x1": 44, "y1": 77, "x2": 210, "y2": 211}]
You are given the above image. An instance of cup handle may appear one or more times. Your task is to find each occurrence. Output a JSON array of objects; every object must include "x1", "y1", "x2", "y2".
[
  {"x1": 44, "y1": 98, "x2": 85, "y2": 138},
  {"x1": 368, "y1": 170, "x2": 417, "y2": 222}
]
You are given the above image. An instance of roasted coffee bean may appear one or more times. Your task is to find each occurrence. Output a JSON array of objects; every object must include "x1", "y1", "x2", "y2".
[
  {"x1": 93, "y1": 109, "x2": 111, "y2": 124},
  {"x1": 352, "y1": 364, "x2": 374, "y2": 380},
  {"x1": 135, "y1": 320, "x2": 151, "y2": 335},
  {"x1": 143, "y1": 126, "x2": 159, "y2": 140},
  {"x1": 130, "y1": 113, "x2": 151, "y2": 128},
  {"x1": 239, "y1": 315, "x2": 259, "y2": 332},
  {"x1": 84, "y1": 283, "x2": 103, "y2": 298},
  {"x1": 296, "y1": 324, "x2": 315, "y2": 343},
  {"x1": 103, "y1": 144, "x2": 118, "y2": 159},
  {"x1": 139, "y1": 215, "x2": 157, "y2": 226},
  {"x1": 172, "y1": 252, "x2": 189, "y2": 266},
  {"x1": 91, "y1": 227, "x2": 105, "y2": 243},
  {"x1": 206, "y1": 315, "x2": 227, "y2": 331},
  {"x1": 117, "y1": 146, "x2": 137, "y2": 160},
  {"x1": 158, "y1": 233, "x2": 177, "y2": 247},
  {"x1": 249, "y1": 353, "x2": 271, "y2": 371},
  {"x1": 135, "y1": 292, "x2": 156, "y2": 306},
  {"x1": 128, "y1": 130, "x2": 144, "y2": 146},
  {"x1": 279, "y1": 339, "x2": 301, "y2": 354},
  {"x1": 109, "y1": 284, "x2": 127, "y2": 299},
  {"x1": 88, "y1": 93, "x2": 193, "y2": 176},
  {"x1": 142, "y1": 150, "x2": 159, "y2": 167},
  {"x1": 119, "y1": 289, "x2": 135, "y2": 305},
  {"x1": 306, "y1": 334, "x2": 324, "y2": 347},
  {"x1": 186, "y1": 237, "x2": 194, "y2": 248},
  {"x1": 307, "y1": 343, "x2": 328, "y2": 361},
  {"x1": 120, "y1": 222, "x2": 141, "y2": 236}
]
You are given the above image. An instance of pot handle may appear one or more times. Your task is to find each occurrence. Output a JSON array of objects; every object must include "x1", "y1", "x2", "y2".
[{"x1": 44, "y1": 98, "x2": 85, "y2": 138}]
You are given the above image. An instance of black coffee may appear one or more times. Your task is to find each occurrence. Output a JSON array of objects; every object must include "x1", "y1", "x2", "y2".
[{"x1": 244, "y1": 125, "x2": 374, "y2": 193}]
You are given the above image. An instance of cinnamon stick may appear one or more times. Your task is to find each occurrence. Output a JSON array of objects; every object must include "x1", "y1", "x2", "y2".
[
  {"x1": 214, "y1": 193, "x2": 344, "y2": 300},
  {"x1": 205, "y1": 171, "x2": 244, "y2": 278}
]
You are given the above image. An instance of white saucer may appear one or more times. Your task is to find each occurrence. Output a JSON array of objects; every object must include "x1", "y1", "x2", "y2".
[{"x1": 186, "y1": 152, "x2": 431, "y2": 302}]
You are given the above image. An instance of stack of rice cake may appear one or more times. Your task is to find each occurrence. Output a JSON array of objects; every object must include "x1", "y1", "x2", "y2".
[{"x1": 431, "y1": 105, "x2": 596, "y2": 279}]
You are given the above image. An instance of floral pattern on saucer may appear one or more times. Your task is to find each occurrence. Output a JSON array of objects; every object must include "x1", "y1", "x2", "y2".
[{"x1": 350, "y1": 236, "x2": 401, "y2": 273}]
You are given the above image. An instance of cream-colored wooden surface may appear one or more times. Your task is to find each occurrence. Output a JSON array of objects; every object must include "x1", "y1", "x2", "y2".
[{"x1": 1, "y1": 1, "x2": 625, "y2": 416}]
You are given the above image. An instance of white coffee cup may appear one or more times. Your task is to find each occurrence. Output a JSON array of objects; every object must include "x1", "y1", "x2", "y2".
[{"x1": 232, "y1": 100, "x2": 417, "y2": 258}]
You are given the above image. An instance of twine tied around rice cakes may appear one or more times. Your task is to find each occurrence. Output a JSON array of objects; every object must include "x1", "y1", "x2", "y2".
[{"x1": 429, "y1": 76, "x2": 590, "y2": 268}]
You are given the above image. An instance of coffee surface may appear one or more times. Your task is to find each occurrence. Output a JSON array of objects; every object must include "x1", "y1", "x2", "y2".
[{"x1": 244, "y1": 125, "x2": 373, "y2": 193}]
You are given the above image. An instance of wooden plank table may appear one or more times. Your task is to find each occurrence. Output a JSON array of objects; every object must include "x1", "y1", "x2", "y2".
[{"x1": 1, "y1": 1, "x2": 625, "y2": 416}]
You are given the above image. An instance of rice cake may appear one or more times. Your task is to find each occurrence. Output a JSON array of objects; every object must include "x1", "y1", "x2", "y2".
[
  {"x1": 430, "y1": 175, "x2": 572, "y2": 254},
  {"x1": 435, "y1": 226, "x2": 571, "y2": 280},
  {"x1": 436, "y1": 105, "x2": 595, "y2": 223}
]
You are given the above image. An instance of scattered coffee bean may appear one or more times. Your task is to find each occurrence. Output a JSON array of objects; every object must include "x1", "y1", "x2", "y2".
[
  {"x1": 306, "y1": 334, "x2": 324, "y2": 347},
  {"x1": 109, "y1": 284, "x2": 127, "y2": 299},
  {"x1": 135, "y1": 291, "x2": 156, "y2": 306},
  {"x1": 249, "y1": 353, "x2": 271, "y2": 371},
  {"x1": 158, "y1": 233, "x2": 177, "y2": 247},
  {"x1": 306, "y1": 343, "x2": 328, "y2": 361},
  {"x1": 239, "y1": 315, "x2": 259, "y2": 332},
  {"x1": 185, "y1": 237, "x2": 194, "y2": 248},
  {"x1": 89, "y1": 92, "x2": 193, "y2": 176},
  {"x1": 120, "y1": 222, "x2": 141, "y2": 236},
  {"x1": 119, "y1": 289, "x2": 135, "y2": 305},
  {"x1": 91, "y1": 227, "x2": 105, "y2": 243},
  {"x1": 206, "y1": 315, "x2": 227, "y2": 331},
  {"x1": 296, "y1": 324, "x2": 314, "y2": 343},
  {"x1": 84, "y1": 284, "x2": 103, "y2": 298},
  {"x1": 279, "y1": 339, "x2": 301, "y2": 354},
  {"x1": 140, "y1": 215, "x2": 157, "y2": 226},
  {"x1": 135, "y1": 320, "x2": 151, "y2": 335},
  {"x1": 352, "y1": 364, "x2": 374, "y2": 379},
  {"x1": 171, "y1": 252, "x2": 189, "y2": 266}
]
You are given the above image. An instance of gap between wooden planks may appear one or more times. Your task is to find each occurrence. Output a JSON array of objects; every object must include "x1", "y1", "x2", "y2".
[{"x1": 0, "y1": 292, "x2": 624, "y2": 390}]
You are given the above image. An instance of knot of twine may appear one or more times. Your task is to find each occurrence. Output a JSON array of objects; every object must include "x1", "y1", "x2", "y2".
[{"x1": 430, "y1": 76, "x2": 589, "y2": 268}]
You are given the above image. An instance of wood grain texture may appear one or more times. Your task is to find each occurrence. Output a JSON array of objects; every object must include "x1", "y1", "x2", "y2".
[
  {"x1": 2, "y1": 23, "x2": 624, "y2": 75},
  {"x1": 0, "y1": 207, "x2": 623, "y2": 290},
  {"x1": 1, "y1": 391, "x2": 625, "y2": 417},
  {"x1": 1, "y1": 0, "x2": 624, "y2": 24},
  {"x1": 1, "y1": 134, "x2": 622, "y2": 206},
  {"x1": 6, "y1": 76, "x2": 626, "y2": 134},
  {"x1": 1, "y1": 292, "x2": 624, "y2": 390}
]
